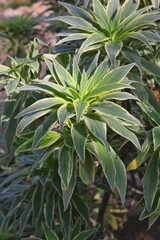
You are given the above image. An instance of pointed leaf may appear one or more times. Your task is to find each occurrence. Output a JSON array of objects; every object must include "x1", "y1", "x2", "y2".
[
  {"x1": 43, "y1": 224, "x2": 59, "y2": 240},
  {"x1": 33, "y1": 111, "x2": 57, "y2": 148},
  {"x1": 87, "y1": 59, "x2": 110, "y2": 91},
  {"x1": 93, "y1": 141, "x2": 116, "y2": 190},
  {"x1": 20, "y1": 201, "x2": 32, "y2": 235},
  {"x1": 71, "y1": 122, "x2": 87, "y2": 161},
  {"x1": 102, "y1": 114, "x2": 141, "y2": 150},
  {"x1": 93, "y1": 101, "x2": 141, "y2": 126},
  {"x1": 52, "y1": 57, "x2": 75, "y2": 87},
  {"x1": 49, "y1": 16, "x2": 97, "y2": 32},
  {"x1": 33, "y1": 181, "x2": 44, "y2": 221},
  {"x1": 63, "y1": 162, "x2": 77, "y2": 210},
  {"x1": 16, "y1": 109, "x2": 51, "y2": 135},
  {"x1": 60, "y1": 2, "x2": 93, "y2": 22},
  {"x1": 105, "y1": 41, "x2": 123, "y2": 66},
  {"x1": 72, "y1": 194, "x2": 90, "y2": 225},
  {"x1": 17, "y1": 98, "x2": 64, "y2": 118},
  {"x1": 85, "y1": 114, "x2": 107, "y2": 147},
  {"x1": 127, "y1": 32, "x2": 153, "y2": 50},
  {"x1": 57, "y1": 103, "x2": 74, "y2": 131},
  {"x1": 92, "y1": 0, "x2": 109, "y2": 29},
  {"x1": 58, "y1": 146, "x2": 73, "y2": 190},
  {"x1": 120, "y1": 0, "x2": 140, "y2": 20},
  {"x1": 105, "y1": 92, "x2": 138, "y2": 100},
  {"x1": 59, "y1": 200, "x2": 71, "y2": 240},
  {"x1": 153, "y1": 127, "x2": 160, "y2": 151},
  {"x1": 142, "y1": 59, "x2": 160, "y2": 78},
  {"x1": 16, "y1": 137, "x2": 33, "y2": 152},
  {"x1": 73, "y1": 228, "x2": 97, "y2": 240},
  {"x1": 35, "y1": 131, "x2": 61, "y2": 149},
  {"x1": 142, "y1": 151, "x2": 159, "y2": 211},
  {"x1": 74, "y1": 101, "x2": 89, "y2": 122},
  {"x1": 78, "y1": 33, "x2": 107, "y2": 56},
  {"x1": 106, "y1": 0, "x2": 120, "y2": 19},
  {"x1": 79, "y1": 152, "x2": 95, "y2": 185},
  {"x1": 110, "y1": 147, "x2": 127, "y2": 204},
  {"x1": 44, "y1": 191, "x2": 55, "y2": 230}
]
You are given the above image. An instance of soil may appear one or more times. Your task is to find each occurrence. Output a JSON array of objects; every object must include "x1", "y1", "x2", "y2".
[{"x1": 115, "y1": 216, "x2": 160, "y2": 240}]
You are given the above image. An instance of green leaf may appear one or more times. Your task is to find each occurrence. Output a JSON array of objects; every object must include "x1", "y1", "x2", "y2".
[
  {"x1": 17, "y1": 83, "x2": 54, "y2": 95},
  {"x1": 139, "y1": 190, "x2": 160, "y2": 221},
  {"x1": 72, "y1": 219, "x2": 81, "y2": 239},
  {"x1": 16, "y1": 137, "x2": 33, "y2": 152},
  {"x1": 153, "y1": 127, "x2": 160, "y2": 151},
  {"x1": 87, "y1": 59, "x2": 110, "y2": 91},
  {"x1": 85, "y1": 114, "x2": 107, "y2": 148},
  {"x1": 100, "y1": 63, "x2": 134, "y2": 85},
  {"x1": 49, "y1": 16, "x2": 97, "y2": 32},
  {"x1": 79, "y1": 152, "x2": 95, "y2": 185},
  {"x1": 5, "y1": 78, "x2": 19, "y2": 94},
  {"x1": 78, "y1": 33, "x2": 107, "y2": 56},
  {"x1": 93, "y1": 101, "x2": 141, "y2": 126},
  {"x1": 102, "y1": 114, "x2": 141, "y2": 150},
  {"x1": 87, "y1": 83, "x2": 134, "y2": 99},
  {"x1": 74, "y1": 101, "x2": 89, "y2": 122},
  {"x1": 106, "y1": 0, "x2": 120, "y2": 19},
  {"x1": 35, "y1": 131, "x2": 61, "y2": 149},
  {"x1": 63, "y1": 161, "x2": 77, "y2": 210},
  {"x1": 73, "y1": 228, "x2": 97, "y2": 240},
  {"x1": 44, "y1": 191, "x2": 55, "y2": 230},
  {"x1": 72, "y1": 194, "x2": 90, "y2": 225},
  {"x1": 16, "y1": 109, "x2": 51, "y2": 135},
  {"x1": 105, "y1": 92, "x2": 138, "y2": 101},
  {"x1": 110, "y1": 147, "x2": 127, "y2": 204},
  {"x1": 43, "y1": 224, "x2": 59, "y2": 240},
  {"x1": 20, "y1": 201, "x2": 32, "y2": 235},
  {"x1": 59, "y1": 199, "x2": 71, "y2": 240},
  {"x1": 33, "y1": 181, "x2": 44, "y2": 221},
  {"x1": 120, "y1": 0, "x2": 140, "y2": 20},
  {"x1": 4, "y1": 99, "x2": 20, "y2": 150},
  {"x1": 142, "y1": 151, "x2": 159, "y2": 211},
  {"x1": 17, "y1": 98, "x2": 64, "y2": 118},
  {"x1": 92, "y1": 0, "x2": 109, "y2": 29},
  {"x1": 142, "y1": 59, "x2": 160, "y2": 78},
  {"x1": 0, "y1": 63, "x2": 10, "y2": 74},
  {"x1": 86, "y1": 52, "x2": 100, "y2": 78},
  {"x1": 122, "y1": 47, "x2": 141, "y2": 69},
  {"x1": 56, "y1": 33, "x2": 88, "y2": 46},
  {"x1": 60, "y1": 2, "x2": 93, "y2": 22},
  {"x1": 33, "y1": 111, "x2": 57, "y2": 148},
  {"x1": 93, "y1": 141, "x2": 116, "y2": 190},
  {"x1": 105, "y1": 41, "x2": 123, "y2": 66},
  {"x1": 127, "y1": 32, "x2": 153, "y2": 50},
  {"x1": 72, "y1": 56, "x2": 81, "y2": 85},
  {"x1": 71, "y1": 122, "x2": 87, "y2": 161},
  {"x1": 138, "y1": 101, "x2": 160, "y2": 126},
  {"x1": 58, "y1": 103, "x2": 74, "y2": 131},
  {"x1": 58, "y1": 146, "x2": 73, "y2": 190},
  {"x1": 52, "y1": 57, "x2": 75, "y2": 87},
  {"x1": 149, "y1": 211, "x2": 160, "y2": 228}
]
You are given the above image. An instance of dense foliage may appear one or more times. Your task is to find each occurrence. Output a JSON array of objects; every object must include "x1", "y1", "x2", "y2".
[{"x1": 0, "y1": 0, "x2": 160, "y2": 239}]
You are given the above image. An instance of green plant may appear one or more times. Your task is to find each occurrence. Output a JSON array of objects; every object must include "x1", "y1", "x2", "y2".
[
  {"x1": 1, "y1": 0, "x2": 160, "y2": 239},
  {"x1": 0, "y1": 14, "x2": 40, "y2": 58},
  {"x1": 51, "y1": 0, "x2": 160, "y2": 66}
]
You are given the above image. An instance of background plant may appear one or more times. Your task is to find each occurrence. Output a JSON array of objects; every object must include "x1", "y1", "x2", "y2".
[{"x1": 0, "y1": 14, "x2": 41, "y2": 58}]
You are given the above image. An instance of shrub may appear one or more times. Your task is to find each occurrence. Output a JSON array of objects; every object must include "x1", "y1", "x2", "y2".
[{"x1": 0, "y1": 0, "x2": 160, "y2": 239}]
